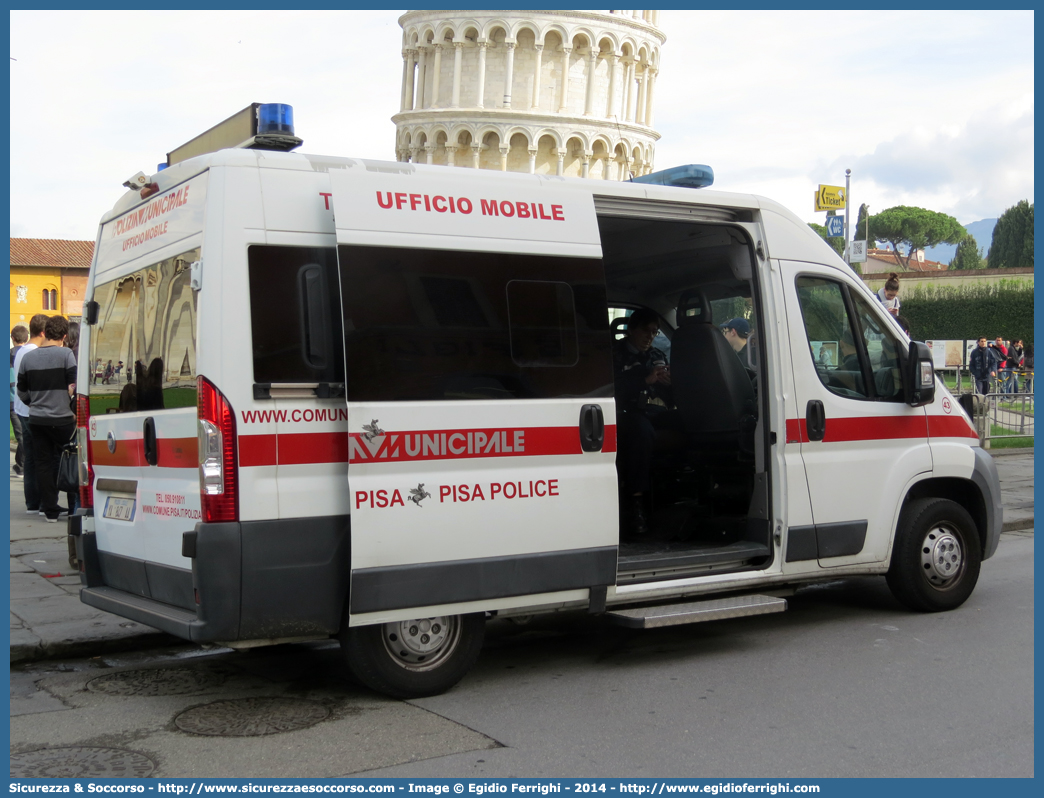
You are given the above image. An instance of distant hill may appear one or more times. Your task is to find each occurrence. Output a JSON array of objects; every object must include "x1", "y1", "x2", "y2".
[{"x1": 923, "y1": 218, "x2": 997, "y2": 264}]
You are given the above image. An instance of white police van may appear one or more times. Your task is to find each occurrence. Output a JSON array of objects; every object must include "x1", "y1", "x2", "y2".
[{"x1": 71, "y1": 107, "x2": 1002, "y2": 699}]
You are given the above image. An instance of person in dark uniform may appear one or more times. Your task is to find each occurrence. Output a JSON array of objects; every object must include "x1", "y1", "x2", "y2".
[{"x1": 613, "y1": 308, "x2": 672, "y2": 538}]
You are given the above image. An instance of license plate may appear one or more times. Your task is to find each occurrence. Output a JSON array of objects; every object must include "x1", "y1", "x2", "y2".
[{"x1": 103, "y1": 496, "x2": 136, "y2": 521}]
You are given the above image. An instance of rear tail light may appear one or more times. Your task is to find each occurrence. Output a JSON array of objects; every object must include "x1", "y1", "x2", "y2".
[
  {"x1": 76, "y1": 394, "x2": 94, "y2": 509},
  {"x1": 197, "y1": 376, "x2": 238, "y2": 523}
]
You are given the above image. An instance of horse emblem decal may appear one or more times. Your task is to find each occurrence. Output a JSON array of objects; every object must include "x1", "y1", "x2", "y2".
[
  {"x1": 362, "y1": 419, "x2": 385, "y2": 442},
  {"x1": 408, "y1": 484, "x2": 432, "y2": 507}
]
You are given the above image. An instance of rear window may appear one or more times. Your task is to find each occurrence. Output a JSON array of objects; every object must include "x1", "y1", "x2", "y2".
[
  {"x1": 87, "y1": 247, "x2": 200, "y2": 414},
  {"x1": 247, "y1": 245, "x2": 344, "y2": 384}
]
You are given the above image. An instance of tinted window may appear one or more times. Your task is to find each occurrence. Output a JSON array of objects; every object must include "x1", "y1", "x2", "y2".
[
  {"x1": 507, "y1": 280, "x2": 578, "y2": 367},
  {"x1": 338, "y1": 245, "x2": 612, "y2": 401},
  {"x1": 87, "y1": 248, "x2": 199, "y2": 414},
  {"x1": 248, "y1": 245, "x2": 344, "y2": 384}
]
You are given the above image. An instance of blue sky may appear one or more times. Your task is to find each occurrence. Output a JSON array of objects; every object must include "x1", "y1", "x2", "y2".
[{"x1": 9, "y1": 9, "x2": 1034, "y2": 240}]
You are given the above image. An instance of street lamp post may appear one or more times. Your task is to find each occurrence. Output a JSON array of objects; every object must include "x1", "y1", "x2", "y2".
[{"x1": 844, "y1": 168, "x2": 851, "y2": 263}]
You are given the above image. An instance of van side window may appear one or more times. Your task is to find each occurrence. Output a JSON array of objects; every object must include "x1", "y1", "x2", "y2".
[
  {"x1": 87, "y1": 248, "x2": 200, "y2": 414},
  {"x1": 338, "y1": 245, "x2": 612, "y2": 401},
  {"x1": 248, "y1": 245, "x2": 345, "y2": 384},
  {"x1": 795, "y1": 277, "x2": 870, "y2": 400},
  {"x1": 852, "y1": 291, "x2": 905, "y2": 401}
]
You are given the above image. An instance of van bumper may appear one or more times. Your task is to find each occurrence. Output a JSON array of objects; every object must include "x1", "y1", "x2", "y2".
[
  {"x1": 78, "y1": 515, "x2": 351, "y2": 643},
  {"x1": 973, "y1": 447, "x2": 1003, "y2": 560}
]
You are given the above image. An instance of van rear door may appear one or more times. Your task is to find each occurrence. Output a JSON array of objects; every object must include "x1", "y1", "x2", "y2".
[{"x1": 329, "y1": 165, "x2": 619, "y2": 624}]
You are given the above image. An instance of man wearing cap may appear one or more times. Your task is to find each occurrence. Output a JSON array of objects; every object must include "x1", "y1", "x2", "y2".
[{"x1": 721, "y1": 318, "x2": 750, "y2": 355}]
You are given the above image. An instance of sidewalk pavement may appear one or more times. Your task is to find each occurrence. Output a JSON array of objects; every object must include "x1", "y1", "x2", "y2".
[{"x1": 9, "y1": 448, "x2": 1035, "y2": 665}]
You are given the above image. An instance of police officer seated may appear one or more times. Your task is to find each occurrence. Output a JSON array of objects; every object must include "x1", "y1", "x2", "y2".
[{"x1": 613, "y1": 308, "x2": 673, "y2": 539}]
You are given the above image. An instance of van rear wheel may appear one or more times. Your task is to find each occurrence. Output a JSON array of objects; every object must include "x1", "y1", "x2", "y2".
[
  {"x1": 886, "y1": 498, "x2": 981, "y2": 612},
  {"x1": 339, "y1": 613, "x2": 485, "y2": 699}
]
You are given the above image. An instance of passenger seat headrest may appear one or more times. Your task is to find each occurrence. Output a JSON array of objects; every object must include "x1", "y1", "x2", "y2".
[{"x1": 677, "y1": 289, "x2": 712, "y2": 326}]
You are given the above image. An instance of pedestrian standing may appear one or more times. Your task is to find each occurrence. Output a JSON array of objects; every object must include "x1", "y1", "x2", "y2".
[
  {"x1": 877, "y1": 273, "x2": 901, "y2": 316},
  {"x1": 969, "y1": 336, "x2": 998, "y2": 396},
  {"x1": 1004, "y1": 339, "x2": 1025, "y2": 394},
  {"x1": 16, "y1": 315, "x2": 77, "y2": 522},
  {"x1": 1022, "y1": 344, "x2": 1034, "y2": 397},
  {"x1": 12, "y1": 314, "x2": 48, "y2": 513},
  {"x1": 10, "y1": 325, "x2": 29, "y2": 477}
]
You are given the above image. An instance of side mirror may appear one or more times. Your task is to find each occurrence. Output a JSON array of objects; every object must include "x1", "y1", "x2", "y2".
[{"x1": 905, "y1": 341, "x2": 936, "y2": 407}]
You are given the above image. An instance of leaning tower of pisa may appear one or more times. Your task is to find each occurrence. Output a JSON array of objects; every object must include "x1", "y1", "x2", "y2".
[{"x1": 393, "y1": 10, "x2": 664, "y2": 180}]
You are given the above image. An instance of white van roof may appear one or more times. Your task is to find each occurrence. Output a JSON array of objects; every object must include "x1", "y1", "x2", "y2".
[{"x1": 100, "y1": 149, "x2": 848, "y2": 271}]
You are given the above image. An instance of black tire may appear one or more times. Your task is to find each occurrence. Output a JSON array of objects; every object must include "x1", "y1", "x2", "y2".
[
  {"x1": 886, "y1": 498, "x2": 982, "y2": 612},
  {"x1": 339, "y1": 613, "x2": 485, "y2": 699}
]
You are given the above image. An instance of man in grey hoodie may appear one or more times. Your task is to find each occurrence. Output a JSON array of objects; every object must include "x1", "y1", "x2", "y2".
[{"x1": 17, "y1": 315, "x2": 77, "y2": 522}]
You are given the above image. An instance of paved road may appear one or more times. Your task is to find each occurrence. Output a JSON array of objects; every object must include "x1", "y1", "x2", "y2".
[{"x1": 10, "y1": 529, "x2": 1034, "y2": 778}]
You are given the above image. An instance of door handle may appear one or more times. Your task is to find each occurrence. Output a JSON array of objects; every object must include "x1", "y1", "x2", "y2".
[
  {"x1": 143, "y1": 417, "x2": 158, "y2": 466},
  {"x1": 579, "y1": 404, "x2": 605, "y2": 452},
  {"x1": 805, "y1": 400, "x2": 825, "y2": 442}
]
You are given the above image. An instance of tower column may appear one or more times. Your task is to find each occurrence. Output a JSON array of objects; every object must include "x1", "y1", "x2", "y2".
[
  {"x1": 644, "y1": 68, "x2": 657, "y2": 126},
  {"x1": 556, "y1": 149, "x2": 566, "y2": 176},
  {"x1": 431, "y1": 44, "x2": 443, "y2": 107},
  {"x1": 583, "y1": 48, "x2": 598, "y2": 116},
  {"x1": 445, "y1": 143, "x2": 457, "y2": 166},
  {"x1": 531, "y1": 44, "x2": 544, "y2": 109},
  {"x1": 558, "y1": 46, "x2": 572, "y2": 112},
  {"x1": 471, "y1": 143, "x2": 482, "y2": 169},
  {"x1": 404, "y1": 49, "x2": 417, "y2": 111},
  {"x1": 635, "y1": 67, "x2": 647, "y2": 125},
  {"x1": 624, "y1": 59, "x2": 636, "y2": 121},
  {"x1": 476, "y1": 42, "x2": 488, "y2": 109},
  {"x1": 503, "y1": 42, "x2": 516, "y2": 108},
  {"x1": 581, "y1": 152, "x2": 591, "y2": 179},
  {"x1": 416, "y1": 47, "x2": 427, "y2": 109},
  {"x1": 605, "y1": 52, "x2": 619, "y2": 117},
  {"x1": 499, "y1": 145, "x2": 509, "y2": 171},
  {"x1": 424, "y1": 144, "x2": 435, "y2": 165},
  {"x1": 528, "y1": 147, "x2": 538, "y2": 174},
  {"x1": 451, "y1": 42, "x2": 464, "y2": 107}
]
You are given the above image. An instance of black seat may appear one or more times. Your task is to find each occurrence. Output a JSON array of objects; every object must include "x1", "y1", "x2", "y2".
[{"x1": 670, "y1": 290, "x2": 756, "y2": 452}]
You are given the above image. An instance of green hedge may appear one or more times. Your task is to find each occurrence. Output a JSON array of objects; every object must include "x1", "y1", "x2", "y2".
[{"x1": 900, "y1": 280, "x2": 1034, "y2": 345}]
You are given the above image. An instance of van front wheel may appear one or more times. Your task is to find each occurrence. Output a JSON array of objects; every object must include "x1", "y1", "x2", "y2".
[
  {"x1": 339, "y1": 613, "x2": 485, "y2": 699},
  {"x1": 886, "y1": 498, "x2": 981, "y2": 612}
]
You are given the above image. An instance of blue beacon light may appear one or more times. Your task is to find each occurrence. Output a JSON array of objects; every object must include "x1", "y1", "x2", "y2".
[
  {"x1": 258, "y1": 103, "x2": 295, "y2": 135},
  {"x1": 632, "y1": 164, "x2": 714, "y2": 189}
]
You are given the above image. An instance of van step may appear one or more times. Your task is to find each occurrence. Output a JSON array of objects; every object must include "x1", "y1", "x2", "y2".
[{"x1": 606, "y1": 594, "x2": 787, "y2": 629}]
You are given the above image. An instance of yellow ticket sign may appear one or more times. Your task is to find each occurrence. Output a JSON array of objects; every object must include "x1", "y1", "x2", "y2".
[{"x1": 815, "y1": 184, "x2": 846, "y2": 211}]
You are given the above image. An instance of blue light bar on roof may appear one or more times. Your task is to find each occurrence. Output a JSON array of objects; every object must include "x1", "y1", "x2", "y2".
[
  {"x1": 258, "y1": 103, "x2": 294, "y2": 135},
  {"x1": 632, "y1": 164, "x2": 714, "y2": 189}
]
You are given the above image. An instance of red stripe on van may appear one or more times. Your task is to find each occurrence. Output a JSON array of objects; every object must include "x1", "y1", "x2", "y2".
[
  {"x1": 785, "y1": 415, "x2": 929, "y2": 444},
  {"x1": 927, "y1": 415, "x2": 979, "y2": 439},
  {"x1": 90, "y1": 437, "x2": 197, "y2": 469},
  {"x1": 157, "y1": 437, "x2": 198, "y2": 467},
  {"x1": 238, "y1": 433, "x2": 278, "y2": 468},
  {"x1": 823, "y1": 415, "x2": 928, "y2": 442},
  {"x1": 91, "y1": 439, "x2": 144, "y2": 468},
  {"x1": 238, "y1": 425, "x2": 617, "y2": 468}
]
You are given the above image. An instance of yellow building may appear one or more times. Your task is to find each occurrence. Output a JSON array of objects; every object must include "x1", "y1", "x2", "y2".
[{"x1": 9, "y1": 238, "x2": 93, "y2": 334}]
